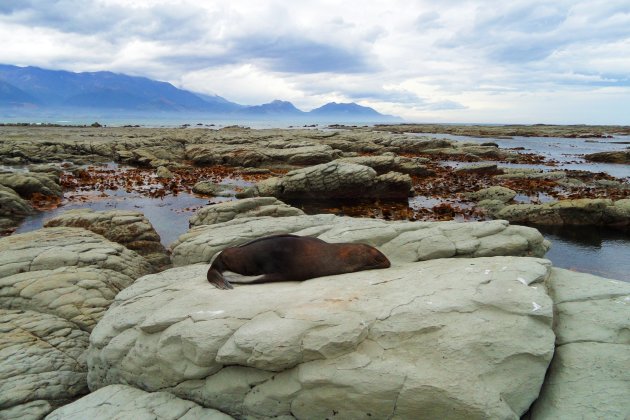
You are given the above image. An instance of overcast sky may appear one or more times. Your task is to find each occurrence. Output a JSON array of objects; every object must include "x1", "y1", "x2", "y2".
[{"x1": 1, "y1": 0, "x2": 629, "y2": 123}]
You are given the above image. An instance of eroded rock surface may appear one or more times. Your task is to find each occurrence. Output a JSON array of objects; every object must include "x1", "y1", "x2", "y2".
[
  {"x1": 530, "y1": 269, "x2": 630, "y2": 419},
  {"x1": 186, "y1": 143, "x2": 337, "y2": 168},
  {"x1": 189, "y1": 197, "x2": 304, "y2": 227},
  {"x1": 0, "y1": 309, "x2": 90, "y2": 418},
  {"x1": 0, "y1": 171, "x2": 62, "y2": 198},
  {"x1": 171, "y1": 215, "x2": 550, "y2": 267},
  {"x1": 0, "y1": 227, "x2": 152, "y2": 418},
  {"x1": 585, "y1": 150, "x2": 630, "y2": 164},
  {"x1": 494, "y1": 198, "x2": 630, "y2": 231},
  {"x1": 0, "y1": 184, "x2": 33, "y2": 234},
  {"x1": 256, "y1": 161, "x2": 412, "y2": 200},
  {"x1": 45, "y1": 385, "x2": 234, "y2": 420},
  {"x1": 336, "y1": 155, "x2": 433, "y2": 176},
  {"x1": 44, "y1": 209, "x2": 170, "y2": 271},
  {"x1": 87, "y1": 257, "x2": 555, "y2": 419}
]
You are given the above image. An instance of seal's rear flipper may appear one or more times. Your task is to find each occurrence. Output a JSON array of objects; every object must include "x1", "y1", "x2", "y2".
[{"x1": 207, "y1": 268, "x2": 234, "y2": 290}]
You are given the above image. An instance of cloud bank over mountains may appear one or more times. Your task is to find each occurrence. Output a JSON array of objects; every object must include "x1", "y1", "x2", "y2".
[{"x1": 0, "y1": 0, "x2": 629, "y2": 123}]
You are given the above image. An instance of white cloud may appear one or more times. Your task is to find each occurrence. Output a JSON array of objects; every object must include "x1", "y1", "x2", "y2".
[{"x1": 0, "y1": 0, "x2": 629, "y2": 123}]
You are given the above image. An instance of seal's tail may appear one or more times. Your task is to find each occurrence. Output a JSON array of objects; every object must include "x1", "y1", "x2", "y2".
[{"x1": 207, "y1": 268, "x2": 234, "y2": 290}]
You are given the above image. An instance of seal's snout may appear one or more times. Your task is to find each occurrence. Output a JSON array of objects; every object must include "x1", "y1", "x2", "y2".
[
  {"x1": 371, "y1": 248, "x2": 391, "y2": 268},
  {"x1": 207, "y1": 268, "x2": 234, "y2": 290}
]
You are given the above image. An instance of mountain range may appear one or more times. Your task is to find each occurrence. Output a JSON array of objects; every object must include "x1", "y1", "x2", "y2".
[{"x1": 0, "y1": 64, "x2": 400, "y2": 121}]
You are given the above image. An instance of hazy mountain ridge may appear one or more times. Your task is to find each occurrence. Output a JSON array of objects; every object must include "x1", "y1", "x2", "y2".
[{"x1": 0, "y1": 65, "x2": 400, "y2": 121}]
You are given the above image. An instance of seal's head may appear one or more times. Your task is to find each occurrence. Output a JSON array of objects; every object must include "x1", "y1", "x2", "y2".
[{"x1": 342, "y1": 243, "x2": 391, "y2": 271}]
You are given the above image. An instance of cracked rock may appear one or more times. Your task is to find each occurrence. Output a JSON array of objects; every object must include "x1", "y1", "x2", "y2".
[
  {"x1": 170, "y1": 215, "x2": 550, "y2": 267},
  {"x1": 87, "y1": 257, "x2": 555, "y2": 419},
  {"x1": 529, "y1": 269, "x2": 630, "y2": 419},
  {"x1": 45, "y1": 384, "x2": 233, "y2": 419},
  {"x1": 189, "y1": 197, "x2": 304, "y2": 227}
]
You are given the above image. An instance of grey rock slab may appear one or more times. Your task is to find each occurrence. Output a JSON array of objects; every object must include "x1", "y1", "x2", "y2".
[
  {"x1": 189, "y1": 197, "x2": 304, "y2": 227},
  {"x1": 0, "y1": 184, "x2": 33, "y2": 218},
  {"x1": 0, "y1": 266, "x2": 135, "y2": 332},
  {"x1": 0, "y1": 400, "x2": 53, "y2": 420},
  {"x1": 529, "y1": 268, "x2": 630, "y2": 419},
  {"x1": 0, "y1": 309, "x2": 89, "y2": 418},
  {"x1": 0, "y1": 171, "x2": 62, "y2": 198},
  {"x1": 0, "y1": 227, "x2": 153, "y2": 418},
  {"x1": 45, "y1": 384, "x2": 233, "y2": 420},
  {"x1": 495, "y1": 198, "x2": 630, "y2": 230},
  {"x1": 87, "y1": 257, "x2": 555, "y2": 419},
  {"x1": 43, "y1": 209, "x2": 170, "y2": 271},
  {"x1": 467, "y1": 186, "x2": 517, "y2": 203},
  {"x1": 0, "y1": 227, "x2": 152, "y2": 280},
  {"x1": 170, "y1": 216, "x2": 550, "y2": 267},
  {"x1": 192, "y1": 181, "x2": 223, "y2": 196},
  {"x1": 255, "y1": 161, "x2": 411, "y2": 200}
]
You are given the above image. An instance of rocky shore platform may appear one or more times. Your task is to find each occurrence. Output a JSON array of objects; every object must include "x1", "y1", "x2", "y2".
[
  {"x1": 1, "y1": 125, "x2": 629, "y2": 419},
  {"x1": 1, "y1": 125, "x2": 629, "y2": 235}
]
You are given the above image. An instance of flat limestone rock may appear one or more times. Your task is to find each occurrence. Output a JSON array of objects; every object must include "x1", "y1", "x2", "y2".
[
  {"x1": 170, "y1": 215, "x2": 550, "y2": 267},
  {"x1": 43, "y1": 209, "x2": 170, "y2": 271},
  {"x1": 189, "y1": 197, "x2": 304, "y2": 227},
  {"x1": 87, "y1": 257, "x2": 555, "y2": 419},
  {"x1": 45, "y1": 384, "x2": 233, "y2": 420},
  {"x1": 529, "y1": 269, "x2": 630, "y2": 419},
  {"x1": 0, "y1": 309, "x2": 90, "y2": 418}
]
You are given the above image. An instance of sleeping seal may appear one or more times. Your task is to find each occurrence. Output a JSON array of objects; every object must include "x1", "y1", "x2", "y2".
[{"x1": 207, "y1": 234, "x2": 390, "y2": 290}]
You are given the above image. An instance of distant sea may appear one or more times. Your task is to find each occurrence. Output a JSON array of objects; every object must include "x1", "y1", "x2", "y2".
[{"x1": 0, "y1": 111, "x2": 392, "y2": 129}]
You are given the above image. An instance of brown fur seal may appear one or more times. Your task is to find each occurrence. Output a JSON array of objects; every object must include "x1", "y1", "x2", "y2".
[{"x1": 207, "y1": 234, "x2": 390, "y2": 290}]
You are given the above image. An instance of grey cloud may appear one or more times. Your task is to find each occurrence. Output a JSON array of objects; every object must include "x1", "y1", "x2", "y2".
[
  {"x1": 308, "y1": 87, "x2": 466, "y2": 111},
  {"x1": 1, "y1": 1, "x2": 376, "y2": 75},
  {"x1": 227, "y1": 36, "x2": 376, "y2": 73},
  {"x1": 0, "y1": 0, "x2": 213, "y2": 43},
  {"x1": 415, "y1": 11, "x2": 442, "y2": 30},
  {"x1": 436, "y1": 2, "x2": 630, "y2": 65}
]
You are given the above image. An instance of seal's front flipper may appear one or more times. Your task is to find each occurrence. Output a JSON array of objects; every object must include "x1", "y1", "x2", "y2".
[{"x1": 207, "y1": 268, "x2": 234, "y2": 290}]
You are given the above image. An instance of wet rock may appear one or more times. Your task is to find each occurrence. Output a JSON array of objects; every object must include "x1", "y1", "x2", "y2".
[
  {"x1": 45, "y1": 384, "x2": 234, "y2": 420},
  {"x1": 255, "y1": 162, "x2": 412, "y2": 201},
  {"x1": 455, "y1": 163, "x2": 504, "y2": 175},
  {"x1": 495, "y1": 168, "x2": 567, "y2": 180},
  {"x1": 27, "y1": 164, "x2": 64, "y2": 176},
  {"x1": 115, "y1": 147, "x2": 179, "y2": 168},
  {"x1": 336, "y1": 155, "x2": 433, "y2": 176},
  {"x1": 530, "y1": 269, "x2": 630, "y2": 419},
  {"x1": 186, "y1": 143, "x2": 336, "y2": 168},
  {"x1": 584, "y1": 150, "x2": 630, "y2": 164},
  {"x1": 192, "y1": 181, "x2": 223, "y2": 196},
  {"x1": 171, "y1": 216, "x2": 550, "y2": 267},
  {"x1": 155, "y1": 166, "x2": 174, "y2": 179},
  {"x1": 0, "y1": 227, "x2": 152, "y2": 418},
  {"x1": 467, "y1": 186, "x2": 517, "y2": 203},
  {"x1": 494, "y1": 198, "x2": 630, "y2": 231},
  {"x1": 43, "y1": 209, "x2": 170, "y2": 271},
  {"x1": 0, "y1": 171, "x2": 62, "y2": 198},
  {"x1": 189, "y1": 197, "x2": 304, "y2": 227},
  {"x1": 423, "y1": 144, "x2": 510, "y2": 160},
  {"x1": 0, "y1": 185, "x2": 34, "y2": 233},
  {"x1": 87, "y1": 257, "x2": 555, "y2": 419}
]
